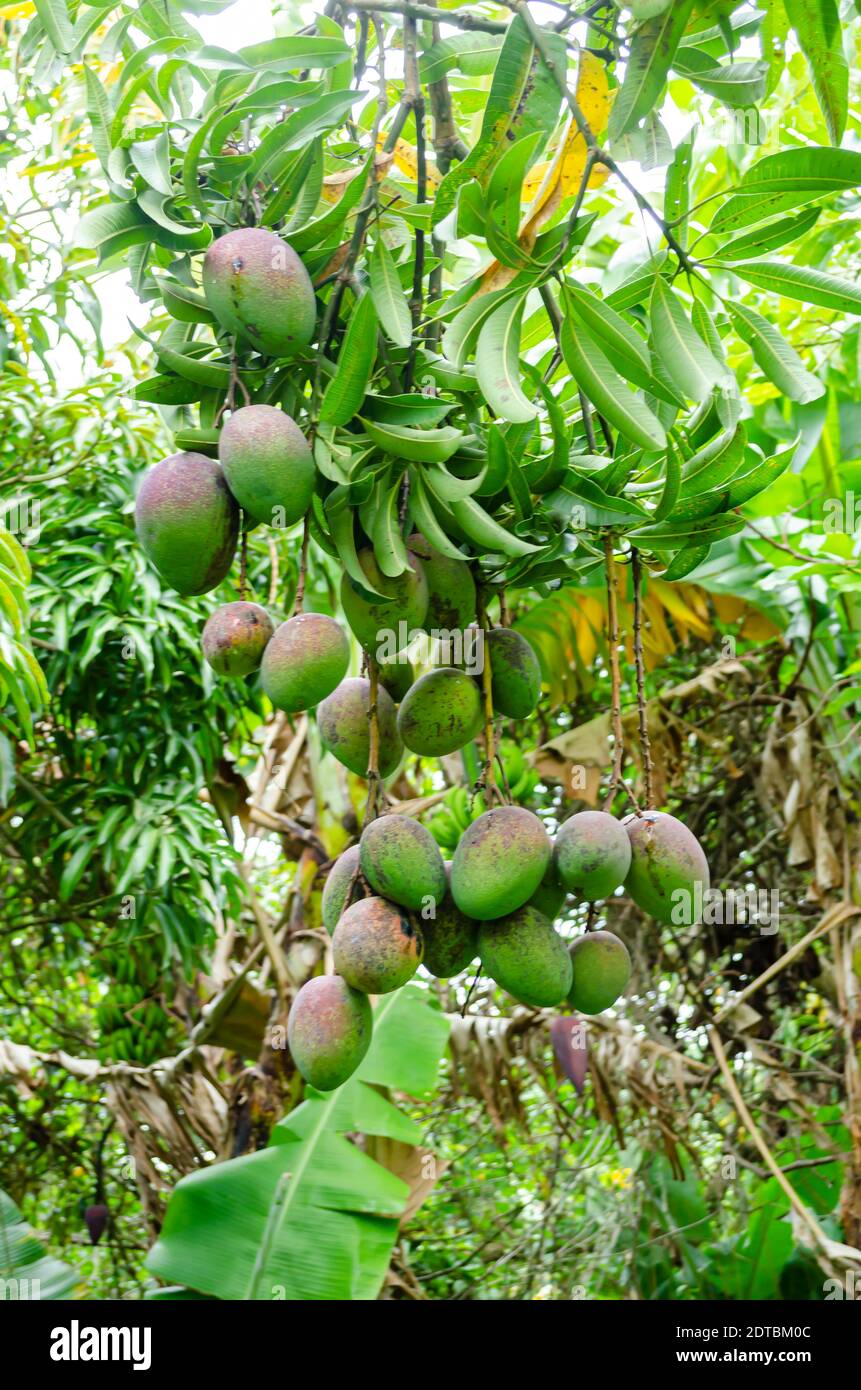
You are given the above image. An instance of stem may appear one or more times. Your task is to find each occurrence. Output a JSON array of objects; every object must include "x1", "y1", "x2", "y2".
[
  {"x1": 239, "y1": 515, "x2": 249, "y2": 600},
  {"x1": 601, "y1": 535, "x2": 624, "y2": 812},
  {"x1": 364, "y1": 656, "x2": 383, "y2": 822},
  {"x1": 476, "y1": 587, "x2": 497, "y2": 805},
  {"x1": 404, "y1": 14, "x2": 426, "y2": 389},
  {"x1": 292, "y1": 514, "x2": 310, "y2": 615},
  {"x1": 347, "y1": 0, "x2": 506, "y2": 33},
  {"x1": 631, "y1": 547, "x2": 653, "y2": 810}
]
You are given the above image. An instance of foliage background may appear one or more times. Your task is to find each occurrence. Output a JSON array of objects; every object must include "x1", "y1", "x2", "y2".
[{"x1": 0, "y1": 0, "x2": 860, "y2": 1300}]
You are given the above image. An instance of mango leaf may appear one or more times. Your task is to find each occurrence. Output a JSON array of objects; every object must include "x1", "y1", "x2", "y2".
[
  {"x1": 653, "y1": 440, "x2": 681, "y2": 522},
  {"x1": 612, "y1": 111, "x2": 673, "y2": 170},
  {"x1": 710, "y1": 147, "x2": 861, "y2": 234},
  {"x1": 361, "y1": 419, "x2": 463, "y2": 465},
  {"x1": 649, "y1": 279, "x2": 728, "y2": 402},
  {"x1": 709, "y1": 207, "x2": 821, "y2": 263},
  {"x1": 561, "y1": 314, "x2": 666, "y2": 451},
  {"x1": 729, "y1": 303, "x2": 824, "y2": 404},
  {"x1": 564, "y1": 283, "x2": 681, "y2": 406},
  {"x1": 319, "y1": 294, "x2": 378, "y2": 428},
  {"x1": 441, "y1": 493, "x2": 539, "y2": 557},
  {"x1": 287, "y1": 152, "x2": 371, "y2": 254},
  {"x1": 368, "y1": 239, "x2": 412, "y2": 350},
  {"x1": 146, "y1": 987, "x2": 449, "y2": 1301},
  {"x1": 784, "y1": 0, "x2": 848, "y2": 145},
  {"x1": 325, "y1": 484, "x2": 388, "y2": 596},
  {"x1": 608, "y1": 0, "x2": 695, "y2": 140},
  {"x1": 732, "y1": 261, "x2": 861, "y2": 316},
  {"x1": 34, "y1": 0, "x2": 74, "y2": 54},
  {"x1": 476, "y1": 295, "x2": 537, "y2": 424},
  {"x1": 673, "y1": 49, "x2": 768, "y2": 107},
  {"x1": 408, "y1": 470, "x2": 469, "y2": 561}
]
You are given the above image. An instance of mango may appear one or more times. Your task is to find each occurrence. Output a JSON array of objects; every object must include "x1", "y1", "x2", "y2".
[
  {"x1": 261, "y1": 612, "x2": 350, "y2": 713},
  {"x1": 421, "y1": 892, "x2": 478, "y2": 978},
  {"x1": 567, "y1": 930, "x2": 631, "y2": 1015},
  {"x1": 317, "y1": 677, "x2": 402, "y2": 778},
  {"x1": 397, "y1": 667, "x2": 483, "y2": 756},
  {"x1": 479, "y1": 905, "x2": 572, "y2": 1007},
  {"x1": 135, "y1": 452, "x2": 239, "y2": 596},
  {"x1": 623, "y1": 810, "x2": 710, "y2": 924},
  {"x1": 486, "y1": 628, "x2": 541, "y2": 719},
  {"x1": 377, "y1": 659, "x2": 414, "y2": 703},
  {"x1": 202, "y1": 601, "x2": 274, "y2": 677},
  {"x1": 554, "y1": 810, "x2": 632, "y2": 902},
  {"x1": 218, "y1": 404, "x2": 314, "y2": 527},
  {"x1": 333, "y1": 896, "x2": 423, "y2": 993},
  {"x1": 451, "y1": 805, "x2": 551, "y2": 921},
  {"x1": 287, "y1": 974, "x2": 372, "y2": 1091},
  {"x1": 340, "y1": 548, "x2": 428, "y2": 655},
  {"x1": 202, "y1": 227, "x2": 316, "y2": 358},
  {"x1": 360, "y1": 813, "x2": 446, "y2": 912},
  {"x1": 321, "y1": 845, "x2": 362, "y2": 936},
  {"x1": 408, "y1": 534, "x2": 476, "y2": 631}
]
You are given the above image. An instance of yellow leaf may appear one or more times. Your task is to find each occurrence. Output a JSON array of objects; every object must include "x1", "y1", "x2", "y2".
[
  {"x1": 374, "y1": 134, "x2": 441, "y2": 191},
  {"x1": 476, "y1": 49, "x2": 612, "y2": 297},
  {"x1": 0, "y1": 300, "x2": 30, "y2": 353},
  {"x1": 0, "y1": 1, "x2": 35, "y2": 18},
  {"x1": 321, "y1": 150, "x2": 394, "y2": 205}
]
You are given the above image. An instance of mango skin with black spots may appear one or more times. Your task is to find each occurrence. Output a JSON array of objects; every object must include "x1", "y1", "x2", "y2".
[
  {"x1": 135, "y1": 452, "x2": 239, "y2": 596},
  {"x1": 203, "y1": 227, "x2": 316, "y2": 359},
  {"x1": 567, "y1": 930, "x2": 631, "y2": 1015},
  {"x1": 332, "y1": 896, "x2": 423, "y2": 994},
  {"x1": 321, "y1": 845, "x2": 362, "y2": 936},
  {"x1": 261, "y1": 612, "x2": 350, "y2": 714},
  {"x1": 202, "y1": 601, "x2": 274, "y2": 677},
  {"x1": 340, "y1": 548, "x2": 428, "y2": 655},
  {"x1": 287, "y1": 974, "x2": 372, "y2": 1091},
  {"x1": 486, "y1": 628, "x2": 542, "y2": 720},
  {"x1": 317, "y1": 677, "x2": 403, "y2": 779},
  {"x1": 219, "y1": 404, "x2": 314, "y2": 527},
  {"x1": 397, "y1": 667, "x2": 483, "y2": 757},
  {"x1": 450, "y1": 806, "x2": 552, "y2": 921},
  {"x1": 359, "y1": 813, "x2": 446, "y2": 912},
  {"x1": 554, "y1": 810, "x2": 632, "y2": 902},
  {"x1": 408, "y1": 534, "x2": 476, "y2": 632},
  {"x1": 479, "y1": 905, "x2": 573, "y2": 1008},
  {"x1": 623, "y1": 810, "x2": 710, "y2": 924}
]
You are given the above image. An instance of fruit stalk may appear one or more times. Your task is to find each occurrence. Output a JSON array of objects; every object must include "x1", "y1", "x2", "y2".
[
  {"x1": 602, "y1": 535, "x2": 624, "y2": 812},
  {"x1": 476, "y1": 585, "x2": 498, "y2": 805},
  {"x1": 364, "y1": 656, "x2": 383, "y2": 823},
  {"x1": 631, "y1": 547, "x2": 654, "y2": 809}
]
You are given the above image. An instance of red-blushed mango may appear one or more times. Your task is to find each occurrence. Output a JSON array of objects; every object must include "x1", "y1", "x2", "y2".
[
  {"x1": 135, "y1": 452, "x2": 239, "y2": 596},
  {"x1": 567, "y1": 930, "x2": 631, "y2": 1015},
  {"x1": 486, "y1": 628, "x2": 542, "y2": 720},
  {"x1": 317, "y1": 677, "x2": 402, "y2": 778},
  {"x1": 261, "y1": 612, "x2": 349, "y2": 713},
  {"x1": 333, "y1": 896, "x2": 423, "y2": 994},
  {"x1": 397, "y1": 667, "x2": 483, "y2": 757},
  {"x1": 218, "y1": 405, "x2": 314, "y2": 527},
  {"x1": 623, "y1": 810, "x2": 710, "y2": 924},
  {"x1": 408, "y1": 534, "x2": 476, "y2": 631},
  {"x1": 202, "y1": 227, "x2": 316, "y2": 358},
  {"x1": 321, "y1": 845, "x2": 362, "y2": 936},
  {"x1": 202, "y1": 601, "x2": 274, "y2": 677},
  {"x1": 479, "y1": 905, "x2": 572, "y2": 1007},
  {"x1": 451, "y1": 805, "x2": 552, "y2": 921},
  {"x1": 554, "y1": 810, "x2": 632, "y2": 902},
  {"x1": 340, "y1": 548, "x2": 428, "y2": 654},
  {"x1": 359, "y1": 813, "x2": 446, "y2": 912},
  {"x1": 421, "y1": 893, "x2": 478, "y2": 978},
  {"x1": 287, "y1": 974, "x2": 372, "y2": 1091}
]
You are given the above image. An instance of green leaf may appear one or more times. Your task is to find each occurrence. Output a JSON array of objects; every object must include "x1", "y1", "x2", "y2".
[
  {"x1": 662, "y1": 543, "x2": 712, "y2": 580},
  {"x1": 0, "y1": 1188, "x2": 81, "y2": 1299},
  {"x1": 83, "y1": 65, "x2": 113, "y2": 175},
  {"x1": 729, "y1": 303, "x2": 824, "y2": 404},
  {"x1": 146, "y1": 988, "x2": 449, "y2": 1301},
  {"x1": 445, "y1": 494, "x2": 539, "y2": 557},
  {"x1": 287, "y1": 154, "x2": 371, "y2": 254},
  {"x1": 709, "y1": 207, "x2": 821, "y2": 263},
  {"x1": 250, "y1": 90, "x2": 361, "y2": 182},
  {"x1": 673, "y1": 49, "x2": 768, "y2": 107},
  {"x1": 325, "y1": 485, "x2": 387, "y2": 596},
  {"x1": 34, "y1": 0, "x2": 74, "y2": 54},
  {"x1": 368, "y1": 239, "x2": 412, "y2": 350},
  {"x1": 710, "y1": 147, "x2": 861, "y2": 234},
  {"x1": 784, "y1": 0, "x2": 848, "y2": 145},
  {"x1": 476, "y1": 295, "x2": 537, "y2": 424},
  {"x1": 664, "y1": 127, "x2": 695, "y2": 248},
  {"x1": 608, "y1": 0, "x2": 695, "y2": 139},
  {"x1": 361, "y1": 419, "x2": 463, "y2": 465},
  {"x1": 486, "y1": 131, "x2": 544, "y2": 237},
  {"x1": 408, "y1": 470, "x2": 468, "y2": 561},
  {"x1": 564, "y1": 283, "x2": 681, "y2": 405},
  {"x1": 130, "y1": 132, "x2": 173, "y2": 197},
  {"x1": 653, "y1": 440, "x2": 681, "y2": 522},
  {"x1": 732, "y1": 261, "x2": 861, "y2": 316},
  {"x1": 561, "y1": 315, "x2": 666, "y2": 451},
  {"x1": 649, "y1": 279, "x2": 728, "y2": 402},
  {"x1": 319, "y1": 294, "x2": 378, "y2": 428},
  {"x1": 441, "y1": 285, "x2": 519, "y2": 371},
  {"x1": 133, "y1": 374, "x2": 205, "y2": 405},
  {"x1": 369, "y1": 474, "x2": 410, "y2": 579}
]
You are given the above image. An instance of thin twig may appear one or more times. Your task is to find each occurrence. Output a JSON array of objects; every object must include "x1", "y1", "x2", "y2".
[{"x1": 631, "y1": 547, "x2": 653, "y2": 809}]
